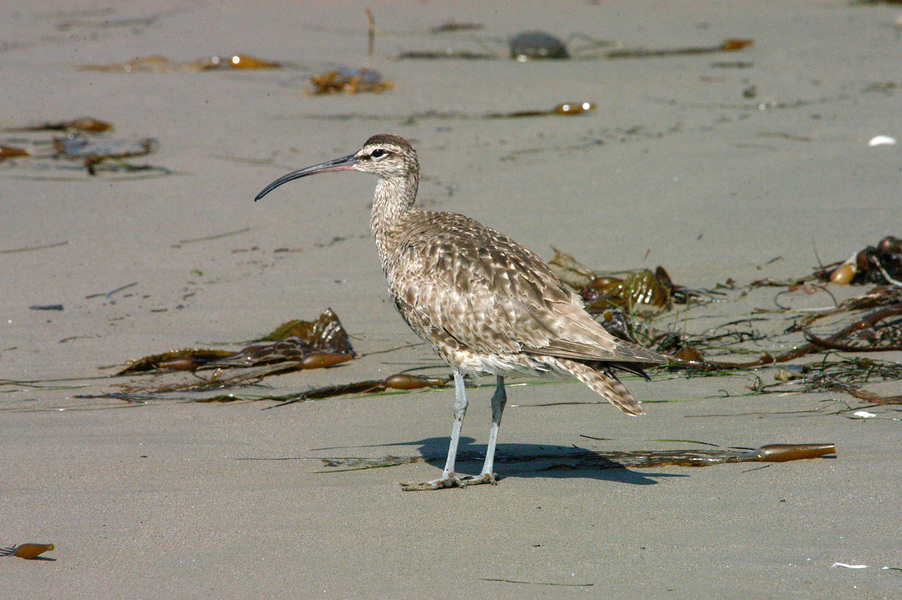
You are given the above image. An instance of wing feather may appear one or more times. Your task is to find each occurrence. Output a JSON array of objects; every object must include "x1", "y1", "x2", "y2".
[{"x1": 385, "y1": 209, "x2": 663, "y2": 370}]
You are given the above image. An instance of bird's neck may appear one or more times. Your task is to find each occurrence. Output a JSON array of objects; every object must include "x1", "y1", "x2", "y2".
[{"x1": 370, "y1": 173, "x2": 418, "y2": 265}]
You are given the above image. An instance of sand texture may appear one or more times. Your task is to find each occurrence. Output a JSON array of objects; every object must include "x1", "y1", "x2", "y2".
[{"x1": 2, "y1": 1, "x2": 901, "y2": 598}]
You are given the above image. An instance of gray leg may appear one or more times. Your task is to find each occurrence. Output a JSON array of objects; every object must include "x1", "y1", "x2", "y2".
[
  {"x1": 441, "y1": 368, "x2": 469, "y2": 480},
  {"x1": 401, "y1": 368, "x2": 468, "y2": 491},
  {"x1": 481, "y1": 376, "x2": 507, "y2": 477},
  {"x1": 462, "y1": 375, "x2": 507, "y2": 485}
]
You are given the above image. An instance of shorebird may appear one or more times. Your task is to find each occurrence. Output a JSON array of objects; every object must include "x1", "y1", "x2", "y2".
[{"x1": 255, "y1": 134, "x2": 665, "y2": 490}]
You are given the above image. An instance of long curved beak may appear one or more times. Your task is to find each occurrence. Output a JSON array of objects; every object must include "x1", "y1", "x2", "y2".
[{"x1": 254, "y1": 153, "x2": 357, "y2": 201}]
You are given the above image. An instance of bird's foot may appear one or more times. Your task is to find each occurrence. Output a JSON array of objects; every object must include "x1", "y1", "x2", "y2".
[
  {"x1": 460, "y1": 472, "x2": 499, "y2": 486},
  {"x1": 400, "y1": 475, "x2": 464, "y2": 491},
  {"x1": 400, "y1": 472, "x2": 500, "y2": 491}
]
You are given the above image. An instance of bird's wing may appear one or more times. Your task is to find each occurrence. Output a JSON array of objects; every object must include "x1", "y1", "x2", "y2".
[{"x1": 388, "y1": 212, "x2": 662, "y2": 367}]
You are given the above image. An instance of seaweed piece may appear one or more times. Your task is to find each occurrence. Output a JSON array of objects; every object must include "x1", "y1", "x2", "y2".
[
  {"x1": 606, "y1": 38, "x2": 753, "y2": 59},
  {"x1": 0, "y1": 543, "x2": 54, "y2": 559},
  {"x1": 309, "y1": 68, "x2": 392, "y2": 94},
  {"x1": 817, "y1": 235, "x2": 902, "y2": 286},
  {"x1": 53, "y1": 134, "x2": 157, "y2": 175},
  {"x1": 111, "y1": 309, "x2": 357, "y2": 396},
  {"x1": 80, "y1": 54, "x2": 279, "y2": 73},
  {"x1": 396, "y1": 50, "x2": 493, "y2": 60},
  {"x1": 29, "y1": 304, "x2": 64, "y2": 311},
  {"x1": 804, "y1": 306, "x2": 902, "y2": 352},
  {"x1": 117, "y1": 349, "x2": 235, "y2": 375},
  {"x1": 320, "y1": 442, "x2": 836, "y2": 480},
  {"x1": 430, "y1": 21, "x2": 484, "y2": 34},
  {"x1": 309, "y1": 9, "x2": 392, "y2": 95},
  {"x1": 117, "y1": 308, "x2": 354, "y2": 376},
  {"x1": 547, "y1": 249, "x2": 686, "y2": 314},
  {"x1": 206, "y1": 54, "x2": 280, "y2": 69},
  {"x1": 0, "y1": 241, "x2": 68, "y2": 255},
  {"x1": 5, "y1": 117, "x2": 112, "y2": 133},
  {"x1": 583, "y1": 268, "x2": 675, "y2": 314},
  {"x1": 0, "y1": 145, "x2": 29, "y2": 159},
  {"x1": 259, "y1": 373, "x2": 447, "y2": 407},
  {"x1": 484, "y1": 102, "x2": 597, "y2": 119},
  {"x1": 552, "y1": 102, "x2": 596, "y2": 116}
]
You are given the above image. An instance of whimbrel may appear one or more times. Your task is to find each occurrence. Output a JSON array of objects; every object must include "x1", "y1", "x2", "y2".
[{"x1": 255, "y1": 134, "x2": 665, "y2": 490}]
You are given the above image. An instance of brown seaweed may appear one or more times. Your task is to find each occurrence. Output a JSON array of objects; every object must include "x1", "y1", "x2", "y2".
[
  {"x1": 484, "y1": 102, "x2": 597, "y2": 119},
  {"x1": 258, "y1": 373, "x2": 447, "y2": 407},
  {"x1": 117, "y1": 349, "x2": 236, "y2": 375},
  {"x1": 5, "y1": 117, "x2": 112, "y2": 133},
  {"x1": 607, "y1": 38, "x2": 753, "y2": 59},
  {"x1": 0, "y1": 241, "x2": 68, "y2": 255},
  {"x1": 396, "y1": 50, "x2": 494, "y2": 61},
  {"x1": 80, "y1": 54, "x2": 279, "y2": 73},
  {"x1": 0, "y1": 543, "x2": 54, "y2": 559},
  {"x1": 0, "y1": 145, "x2": 30, "y2": 159},
  {"x1": 289, "y1": 102, "x2": 598, "y2": 122},
  {"x1": 583, "y1": 268, "x2": 675, "y2": 314},
  {"x1": 309, "y1": 68, "x2": 392, "y2": 94},
  {"x1": 670, "y1": 304, "x2": 902, "y2": 372},
  {"x1": 0, "y1": 117, "x2": 166, "y2": 176},
  {"x1": 309, "y1": 9, "x2": 392, "y2": 95},
  {"x1": 53, "y1": 134, "x2": 158, "y2": 175},
  {"x1": 804, "y1": 306, "x2": 902, "y2": 352},
  {"x1": 547, "y1": 249, "x2": 687, "y2": 315},
  {"x1": 117, "y1": 308, "x2": 354, "y2": 378},
  {"x1": 817, "y1": 235, "x2": 902, "y2": 286},
  {"x1": 430, "y1": 21, "x2": 484, "y2": 34},
  {"x1": 542, "y1": 246, "x2": 901, "y2": 407},
  {"x1": 320, "y1": 443, "x2": 835, "y2": 480}
]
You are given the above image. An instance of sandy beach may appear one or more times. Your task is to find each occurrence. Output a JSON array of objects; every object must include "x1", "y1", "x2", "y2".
[{"x1": 3, "y1": 1, "x2": 901, "y2": 598}]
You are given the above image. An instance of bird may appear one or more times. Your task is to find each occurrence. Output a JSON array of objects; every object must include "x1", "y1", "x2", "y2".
[{"x1": 255, "y1": 134, "x2": 665, "y2": 490}]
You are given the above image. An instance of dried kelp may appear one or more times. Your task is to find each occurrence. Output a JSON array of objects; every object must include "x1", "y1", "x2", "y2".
[
  {"x1": 0, "y1": 119, "x2": 163, "y2": 176},
  {"x1": 485, "y1": 102, "x2": 597, "y2": 119},
  {"x1": 606, "y1": 38, "x2": 753, "y2": 59},
  {"x1": 430, "y1": 21, "x2": 484, "y2": 34},
  {"x1": 397, "y1": 50, "x2": 494, "y2": 61},
  {"x1": 80, "y1": 54, "x2": 280, "y2": 73},
  {"x1": 548, "y1": 248, "x2": 701, "y2": 315},
  {"x1": 665, "y1": 304, "x2": 902, "y2": 372},
  {"x1": 817, "y1": 235, "x2": 902, "y2": 286},
  {"x1": 54, "y1": 134, "x2": 157, "y2": 175},
  {"x1": 0, "y1": 543, "x2": 54, "y2": 560},
  {"x1": 116, "y1": 348, "x2": 235, "y2": 375},
  {"x1": 255, "y1": 373, "x2": 447, "y2": 407},
  {"x1": 294, "y1": 102, "x2": 597, "y2": 122},
  {"x1": 582, "y1": 268, "x2": 675, "y2": 314},
  {"x1": 804, "y1": 306, "x2": 902, "y2": 352},
  {"x1": 310, "y1": 68, "x2": 392, "y2": 95},
  {"x1": 546, "y1": 244, "x2": 901, "y2": 406},
  {"x1": 0, "y1": 241, "x2": 68, "y2": 255},
  {"x1": 309, "y1": 9, "x2": 392, "y2": 95},
  {"x1": 4, "y1": 117, "x2": 113, "y2": 133},
  {"x1": 0, "y1": 145, "x2": 28, "y2": 159},
  {"x1": 318, "y1": 443, "x2": 835, "y2": 478},
  {"x1": 113, "y1": 309, "x2": 355, "y2": 394}
]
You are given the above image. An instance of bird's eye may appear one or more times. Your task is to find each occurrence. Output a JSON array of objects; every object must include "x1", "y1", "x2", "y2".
[{"x1": 370, "y1": 148, "x2": 387, "y2": 159}]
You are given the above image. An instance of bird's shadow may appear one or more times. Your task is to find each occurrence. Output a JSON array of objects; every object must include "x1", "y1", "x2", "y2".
[{"x1": 392, "y1": 436, "x2": 687, "y2": 486}]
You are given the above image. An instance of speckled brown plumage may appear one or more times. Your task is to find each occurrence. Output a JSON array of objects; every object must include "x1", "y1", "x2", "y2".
[{"x1": 256, "y1": 134, "x2": 665, "y2": 489}]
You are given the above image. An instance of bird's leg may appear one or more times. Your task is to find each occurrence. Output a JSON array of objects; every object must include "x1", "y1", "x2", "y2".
[
  {"x1": 401, "y1": 368, "x2": 468, "y2": 491},
  {"x1": 441, "y1": 368, "x2": 469, "y2": 481},
  {"x1": 461, "y1": 375, "x2": 506, "y2": 486}
]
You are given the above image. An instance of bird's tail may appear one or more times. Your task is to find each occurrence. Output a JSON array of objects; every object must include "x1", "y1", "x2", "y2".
[{"x1": 549, "y1": 357, "x2": 645, "y2": 416}]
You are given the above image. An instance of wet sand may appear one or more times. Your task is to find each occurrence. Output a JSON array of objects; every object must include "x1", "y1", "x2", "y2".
[{"x1": 2, "y1": 1, "x2": 901, "y2": 598}]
